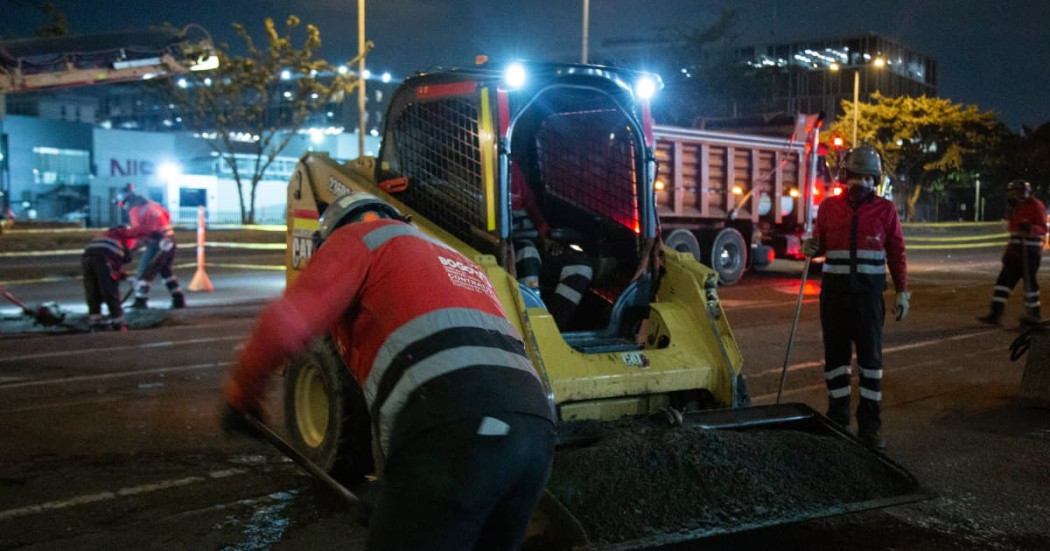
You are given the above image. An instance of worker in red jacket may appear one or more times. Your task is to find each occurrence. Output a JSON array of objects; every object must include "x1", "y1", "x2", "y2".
[
  {"x1": 802, "y1": 145, "x2": 909, "y2": 450},
  {"x1": 977, "y1": 179, "x2": 1047, "y2": 326},
  {"x1": 120, "y1": 184, "x2": 184, "y2": 309},
  {"x1": 81, "y1": 225, "x2": 137, "y2": 331},
  {"x1": 223, "y1": 192, "x2": 555, "y2": 551}
]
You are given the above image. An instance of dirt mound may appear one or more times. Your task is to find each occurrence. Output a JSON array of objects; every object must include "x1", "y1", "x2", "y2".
[{"x1": 547, "y1": 418, "x2": 919, "y2": 546}]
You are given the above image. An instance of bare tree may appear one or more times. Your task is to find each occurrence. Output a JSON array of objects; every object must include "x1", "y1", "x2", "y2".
[{"x1": 160, "y1": 16, "x2": 371, "y2": 223}]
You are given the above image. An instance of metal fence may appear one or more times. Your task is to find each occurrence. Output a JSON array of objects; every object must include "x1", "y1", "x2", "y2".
[{"x1": 172, "y1": 205, "x2": 286, "y2": 226}]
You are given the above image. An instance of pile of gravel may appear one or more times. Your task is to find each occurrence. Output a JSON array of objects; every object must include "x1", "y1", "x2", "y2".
[{"x1": 546, "y1": 418, "x2": 918, "y2": 547}]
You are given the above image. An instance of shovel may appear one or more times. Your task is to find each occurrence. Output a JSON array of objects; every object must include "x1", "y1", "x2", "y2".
[
  {"x1": 0, "y1": 285, "x2": 67, "y2": 326},
  {"x1": 241, "y1": 412, "x2": 363, "y2": 507},
  {"x1": 776, "y1": 253, "x2": 812, "y2": 404}
]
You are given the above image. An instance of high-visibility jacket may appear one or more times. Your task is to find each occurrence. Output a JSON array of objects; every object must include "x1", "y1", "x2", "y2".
[
  {"x1": 1007, "y1": 197, "x2": 1047, "y2": 253},
  {"x1": 82, "y1": 227, "x2": 136, "y2": 276},
  {"x1": 230, "y1": 219, "x2": 553, "y2": 460},
  {"x1": 814, "y1": 193, "x2": 908, "y2": 294},
  {"x1": 126, "y1": 200, "x2": 174, "y2": 240}
]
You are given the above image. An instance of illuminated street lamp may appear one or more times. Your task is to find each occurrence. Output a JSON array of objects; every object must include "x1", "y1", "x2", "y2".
[{"x1": 830, "y1": 57, "x2": 885, "y2": 145}]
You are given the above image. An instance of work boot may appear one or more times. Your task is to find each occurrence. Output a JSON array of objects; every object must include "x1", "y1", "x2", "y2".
[
  {"x1": 858, "y1": 427, "x2": 887, "y2": 450},
  {"x1": 88, "y1": 314, "x2": 106, "y2": 332},
  {"x1": 976, "y1": 313, "x2": 1001, "y2": 326},
  {"x1": 171, "y1": 292, "x2": 186, "y2": 309},
  {"x1": 130, "y1": 297, "x2": 149, "y2": 309},
  {"x1": 1020, "y1": 314, "x2": 1041, "y2": 329}
]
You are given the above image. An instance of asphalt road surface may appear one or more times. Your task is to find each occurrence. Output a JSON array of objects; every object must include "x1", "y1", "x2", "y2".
[{"x1": 1, "y1": 242, "x2": 1048, "y2": 550}]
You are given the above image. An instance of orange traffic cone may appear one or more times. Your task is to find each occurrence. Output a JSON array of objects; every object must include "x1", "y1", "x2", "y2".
[{"x1": 188, "y1": 205, "x2": 213, "y2": 292}]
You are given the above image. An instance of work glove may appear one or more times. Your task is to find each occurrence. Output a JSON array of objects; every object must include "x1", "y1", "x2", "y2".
[
  {"x1": 801, "y1": 237, "x2": 820, "y2": 257},
  {"x1": 894, "y1": 291, "x2": 911, "y2": 321},
  {"x1": 159, "y1": 237, "x2": 174, "y2": 252},
  {"x1": 220, "y1": 401, "x2": 264, "y2": 439}
]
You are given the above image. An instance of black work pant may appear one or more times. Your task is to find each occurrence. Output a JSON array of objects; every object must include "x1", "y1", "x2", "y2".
[
  {"x1": 988, "y1": 248, "x2": 1042, "y2": 319},
  {"x1": 82, "y1": 255, "x2": 122, "y2": 318},
  {"x1": 367, "y1": 412, "x2": 555, "y2": 551},
  {"x1": 819, "y1": 290, "x2": 885, "y2": 432}
]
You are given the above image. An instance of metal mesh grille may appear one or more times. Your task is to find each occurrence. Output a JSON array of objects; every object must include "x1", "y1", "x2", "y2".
[
  {"x1": 536, "y1": 110, "x2": 640, "y2": 232},
  {"x1": 393, "y1": 97, "x2": 486, "y2": 243}
]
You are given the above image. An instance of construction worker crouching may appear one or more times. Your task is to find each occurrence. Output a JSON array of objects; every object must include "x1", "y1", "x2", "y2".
[
  {"x1": 977, "y1": 179, "x2": 1046, "y2": 327},
  {"x1": 81, "y1": 225, "x2": 137, "y2": 331},
  {"x1": 222, "y1": 192, "x2": 556, "y2": 551},
  {"x1": 120, "y1": 184, "x2": 185, "y2": 309},
  {"x1": 801, "y1": 145, "x2": 909, "y2": 450}
]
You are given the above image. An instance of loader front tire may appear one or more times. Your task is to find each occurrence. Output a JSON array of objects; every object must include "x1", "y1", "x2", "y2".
[{"x1": 283, "y1": 337, "x2": 373, "y2": 485}]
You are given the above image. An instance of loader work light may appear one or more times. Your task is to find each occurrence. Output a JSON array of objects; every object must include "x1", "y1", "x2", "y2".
[
  {"x1": 634, "y1": 76, "x2": 657, "y2": 100},
  {"x1": 505, "y1": 63, "x2": 527, "y2": 89}
]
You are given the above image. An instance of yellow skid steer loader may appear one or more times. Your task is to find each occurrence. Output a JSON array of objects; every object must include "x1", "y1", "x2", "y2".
[{"x1": 281, "y1": 61, "x2": 924, "y2": 549}]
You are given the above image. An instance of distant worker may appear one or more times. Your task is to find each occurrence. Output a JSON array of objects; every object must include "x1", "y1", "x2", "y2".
[
  {"x1": 223, "y1": 192, "x2": 555, "y2": 550},
  {"x1": 82, "y1": 225, "x2": 137, "y2": 331},
  {"x1": 510, "y1": 162, "x2": 593, "y2": 328},
  {"x1": 120, "y1": 184, "x2": 185, "y2": 309},
  {"x1": 802, "y1": 145, "x2": 909, "y2": 450},
  {"x1": 977, "y1": 179, "x2": 1047, "y2": 327}
]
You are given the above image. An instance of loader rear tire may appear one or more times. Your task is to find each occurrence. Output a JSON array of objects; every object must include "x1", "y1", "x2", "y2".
[{"x1": 283, "y1": 337, "x2": 373, "y2": 485}]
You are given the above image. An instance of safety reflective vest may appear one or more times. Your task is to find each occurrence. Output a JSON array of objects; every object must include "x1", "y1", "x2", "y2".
[
  {"x1": 1007, "y1": 197, "x2": 1048, "y2": 251},
  {"x1": 127, "y1": 201, "x2": 174, "y2": 240},
  {"x1": 236, "y1": 219, "x2": 552, "y2": 460},
  {"x1": 814, "y1": 194, "x2": 908, "y2": 294}
]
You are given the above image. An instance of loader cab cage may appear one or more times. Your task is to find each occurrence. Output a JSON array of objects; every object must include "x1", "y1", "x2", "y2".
[{"x1": 377, "y1": 64, "x2": 658, "y2": 336}]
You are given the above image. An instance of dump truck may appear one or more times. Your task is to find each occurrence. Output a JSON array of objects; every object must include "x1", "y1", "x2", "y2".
[
  {"x1": 281, "y1": 61, "x2": 924, "y2": 549},
  {"x1": 654, "y1": 123, "x2": 837, "y2": 285}
]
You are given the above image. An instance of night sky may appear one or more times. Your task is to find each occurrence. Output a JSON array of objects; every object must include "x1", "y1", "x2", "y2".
[{"x1": 2, "y1": 0, "x2": 1047, "y2": 131}]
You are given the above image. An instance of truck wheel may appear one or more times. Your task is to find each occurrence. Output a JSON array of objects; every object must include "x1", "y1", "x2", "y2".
[
  {"x1": 706, "y1": 228, "x2": 747, "y2": 286},
  {"x1": 664, "y1": 228, "x2": 702, "y2": 260},
  {"x1": 283, "y1": 337, "x2": 373, "y2": 485}
]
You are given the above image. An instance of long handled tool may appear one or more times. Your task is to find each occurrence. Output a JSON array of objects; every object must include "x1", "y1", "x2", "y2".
[
  {"x1": 1020, "y1": 237, "x2": 1037, "y2": 325},
  {"x1": 242, "y1": 413, "x2": 362, "y2": 506},
  {"x1": 0, "y1": 285, "x2": 67, "y2": 326},
  {"x1": 776, "y1": 254, "x2": 812, "y2": 404},
  {"x1": 121, "y1": 248, "x2": 165, "y2": 304}
]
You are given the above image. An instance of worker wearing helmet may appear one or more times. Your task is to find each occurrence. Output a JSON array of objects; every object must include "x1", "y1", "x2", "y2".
[
  {"x1": 801, "y1": 145, "x2": 909, "y2": 450},
  {"x1": 120, "y1": 184, "x2": 184, "y2": 309},
  {"x1": 223, "y1": 192, "x2": 556, "y2": 551},
  {"x1": 977, "y1": 179, "x2": 1046, "y2": 326}
]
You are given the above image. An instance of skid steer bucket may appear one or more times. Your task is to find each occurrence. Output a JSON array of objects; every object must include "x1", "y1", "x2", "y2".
[{"x1": 526, "y1": 403, "x2": 928, "y2": 551}]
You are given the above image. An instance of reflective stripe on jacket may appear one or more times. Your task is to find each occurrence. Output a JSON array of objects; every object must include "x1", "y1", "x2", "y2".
[
  {"x1": 234, "y1": 218, "x2": 552, "y2": 460},
  {"x1": 814, "y1": 194, "x2": 907, "y2": 294},
  {"x1": 1007, "y1": 197, "x2": 1048, "y2": 250},
  {"x1": 127, "y1": 201, "x2": 174, "y2": 239}
]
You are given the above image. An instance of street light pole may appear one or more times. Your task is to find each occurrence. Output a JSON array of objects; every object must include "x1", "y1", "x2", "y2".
[
  {"x1": 358, "y1": 0, "x2": 366, "y2": 157},
  {"x1": 851, "y1": 70, "x2": 859, "y2": 145},
  {"x1": 581, "y1": 0, "x2": 589, "y2": 64}
]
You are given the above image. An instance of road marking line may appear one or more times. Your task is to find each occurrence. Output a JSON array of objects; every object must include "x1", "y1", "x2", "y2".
[
  {"x1": 0, "y1": 361, "x2": 233, "y2": 390},
  {"x1": 749, "y1": 329, "x2": 998, "y2": 378},
  {"x1": 752, "y1": 344, "x2": 1007, "y2": 403},
  {"x1": 0, "y1": 468, "x2": 248, "y2": 522},
  {"x1": 0, "y1": 336, "x2": 241, "y2": 363}
]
